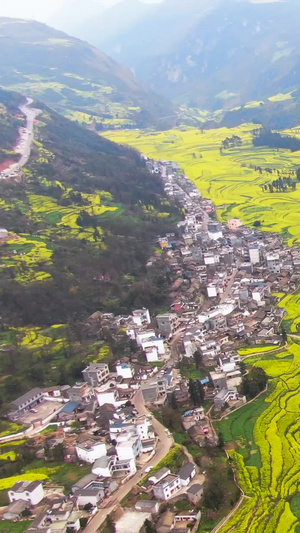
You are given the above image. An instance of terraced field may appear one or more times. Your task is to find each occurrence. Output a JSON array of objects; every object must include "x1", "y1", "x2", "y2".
[
  {"x1": 104, "y1": 126, "x2": 300, "y2": 246},
  {"x1": 215, "y1": 341, "x2": 300, "y2": 532}
]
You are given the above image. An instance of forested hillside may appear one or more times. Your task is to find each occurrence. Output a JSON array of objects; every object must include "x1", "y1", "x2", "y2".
[{"x1": 0, "y1": 90, "x2": 179, "y2": 404}]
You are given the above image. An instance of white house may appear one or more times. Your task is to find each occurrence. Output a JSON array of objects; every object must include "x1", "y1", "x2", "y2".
[
  {"x1": 142, "y1": 337, "x2": 165, "y2": 355},
  {"x1": 153, "y1": 474, "x2": 181, "y2": 500},
  {"x1": 116, "y1": 363, "x2": 134, "y2": 379},
  {"x1": 145, "y1": 346, "x2": 160, "y2": 363},
  {"x1": 135, "y1": 417, "x2": 154, "y2": 441},
  {"x1": 96, "y1": 389, "x2": 118, "y2": 407},
  {"x1": 136, "y1": 329, "x2": 156, "y2": 346},
  {"x1": 178, "y1": 463, "x2": 196, "y2": 487},
  {"x1": 8, "y1": 481, "x2": 44, "y2": 506},
  {"x1": 92, "y1": 455, "x2": 136, "y2": 477},
  {"x1": 75, "y1": 440, "x2": 107, "y2": 464},
  {"x1": 132, "y1": 308, "x2": 151, "y2": 327},
  {"x1": 116, "y1": 432, "x2": 142, "y2": 461}
]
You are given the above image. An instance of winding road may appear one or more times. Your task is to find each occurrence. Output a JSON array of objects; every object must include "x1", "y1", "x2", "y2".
[
  {"x1": 83, "y1": 389, "x2": 173, "y2": 532},
  {"x1": 1, "y1": 97, "x2": 40, "y2": 178}
]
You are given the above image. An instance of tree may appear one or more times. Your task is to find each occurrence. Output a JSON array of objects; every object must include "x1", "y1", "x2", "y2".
[
  {"x1": 52, "y1": 442, "x2": 65, "y2": 462},
  {"x1": 253, "y1": 220, "x2": 261, "y2": 227},
  {"x1": 105, "y1": 516, "x2": 116, "y2": 533},
  {"x1": 189, "y1": 379, "x2": 205, "y2": 406},
  {"x1": 238, "y1": 361, "x2": 246, "y2": 375},
  {"x1": 21, "y1": 508, "x2": 32, "y2": 517},
  {"x1": 170, "y1": 391, "x2": 178, "y2": 411},
  {"x1": 144, "y1": 519, "x2": 155, "y2": 533},
  {"x1": 193, "y1": 349, "x2": 202, "y2": 369},
  {"x1": 241, "y1": 367, "x2": 267, "y2": 399},
  {"x1": 203, "y1": 480, "x2": 224, "y2": 510},
  {"x1": 281, "y1": 326, "x2": 287, "y2": 343},
  {"x1": 218, "y1": 431, "x2": 225, "y2": 449}
]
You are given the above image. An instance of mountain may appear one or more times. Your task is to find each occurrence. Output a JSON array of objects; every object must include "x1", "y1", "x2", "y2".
[
  {"x1": 60, "y1": 0, "x2": 300, "y2": 126},
  {"x1": 49, "y1": 0, "x2": 152, "y2": 49},
  {"x1": 138, "y1": 0, "x2": 300, "y2": 109},
  {"x1": 0, "y1": 87, "x2": 179, "y2": 402},
  {"x1": 0, "y1": 88, "x2": 178, "y2": 327},
  {"x1": 0, "y1": 17, "x2": 175, "y2": 128}
]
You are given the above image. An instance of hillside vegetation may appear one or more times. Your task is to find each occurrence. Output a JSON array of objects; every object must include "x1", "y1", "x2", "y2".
[
  {"x1": 0, "y1": 90, "x2": 179, "y2": 405},
  {"x1": 0, "y1": 17, "x2": 174, "y2": 129}
]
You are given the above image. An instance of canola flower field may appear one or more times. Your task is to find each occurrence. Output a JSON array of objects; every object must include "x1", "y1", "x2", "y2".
[
  {"x1": 105, "y1": 125, "x2": 300, "y2": 246},
  {"x1": 216, "y1": 341, "x2": 300, "y2": 532},
  {"x1": 103, "y1": 125, "x2": 300, "y2": 531}
]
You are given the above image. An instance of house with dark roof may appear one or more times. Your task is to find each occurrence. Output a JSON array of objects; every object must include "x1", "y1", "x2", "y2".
[
  {"x1": 187, "y1": 483, "x2": 204, "y2": 505},
  {"x1": 9, "y1": 388, "x2": 44, "y2": 419},
  {"x1": 178, "y1": 463, "x2": 196, "y2": 487},
  {"x1": 3, "y1": 500, "x2": 28, "y2": 520},
  {"x1": 8, "y1": 480, "x2": 44, "y2": 506}
]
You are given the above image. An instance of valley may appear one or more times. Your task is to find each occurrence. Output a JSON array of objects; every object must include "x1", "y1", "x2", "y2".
[{"x1": 105, "y1": 124, "x2": 300, "y2": 246}]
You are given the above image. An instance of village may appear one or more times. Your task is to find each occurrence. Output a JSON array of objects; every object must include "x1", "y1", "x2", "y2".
[{"x1": 1, "y1": 157, "x2": 300, "y2": 533}]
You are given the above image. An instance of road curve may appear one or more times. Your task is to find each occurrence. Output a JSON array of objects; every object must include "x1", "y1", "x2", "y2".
[
  {"x1": 83, "y1": 389, "x2": 173, "y2": 533},
  {"x1": 1, "y1": 97, "x2": 40, "y2": 177}
]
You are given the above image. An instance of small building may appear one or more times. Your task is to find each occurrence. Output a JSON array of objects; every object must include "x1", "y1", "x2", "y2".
[
  {"x1": 178, "y1": 463, "x2": 196, "y2": 487},
  {"x1": 174, "y1": 510, "x2": 201, "y2": 524},
  {"x1": 228, "y1": 219, "x2": 243, "y2": 231},
  {"x1": 132, "y1": 308, "x2": 151, "y2": 326},
  {"x1": 187, "y1": 483, "x2": 204, "y2": 505},
  {"x1": 72, "y1": 474, "x2": 98, "y2": 493},
  {"x1": 116, "y1": 363, "x2": 134, "y2": 379},
  {"x1": 210, "y1": 371, "x2": 227, "y2": 390},
  {"x1": 75, "y1": 439, "x2": 106, "y2": 464},
  {"x1": 8, "y1": 480, "x2": 44, "y2": 506},
  {"x1": 214, "y1": 388, "x2": 238, "y2": 410},
  {"x1": 149, "y1": 467, "x2": 170, "y2": 485},
  {"x1": 153, "y1": 474, "x2": 181, "y2": 500},
  {"x1": 75, "y1": 487, "x2": 103, "y2": 508},
  {"x1": 82, "y1": 363, "x2": 109, "y2": 386},
  {"x1": 3, "y1": 500, "x2": 29, "y2": 520},
  {"x1": 135, "y1": 500, "x2": 160, "y2": 513}
]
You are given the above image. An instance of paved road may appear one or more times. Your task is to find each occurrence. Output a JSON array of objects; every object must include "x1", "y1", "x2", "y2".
[
  {"x1": 83, "y1": 390, "x2": 172, "y2": 533},
  {"x1": 220, "y1": 268, "x2": 238, "y2": 302},
  {"x1": 1, "y1": 97, "x2": 40, "y2": 177}
]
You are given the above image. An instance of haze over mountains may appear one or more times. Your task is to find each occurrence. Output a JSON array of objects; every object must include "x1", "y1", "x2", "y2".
[
  {"x1": 48, "y1": 0, "x2": 300, "y2": 118},
  {"x1": 0, "y1": 17, "x2": 174, "y2": 128}
]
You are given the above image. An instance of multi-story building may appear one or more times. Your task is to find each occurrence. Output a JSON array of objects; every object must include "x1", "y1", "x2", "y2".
[
  {"x1": 249, "y1": 244, "x2": 261, "y2": 265},
  {"x1": 67, "y1": 382, "x2": 92, "y2": 403},
  {"x1": 156, "y1": 313, "x2": 180, "y2": 337},
  {"x1": 82, "y1": 363, "x2": 109, "y2": 386},
  {"x1": 266, "y1": 253, "x2": 281, "y2": 274}
]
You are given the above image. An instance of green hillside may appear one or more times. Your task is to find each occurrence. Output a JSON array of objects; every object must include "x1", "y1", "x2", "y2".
[
  {"x1": 0, "y1": 17, "x2": 175, "y2": 129},
  {"x1": 0, "y1": 89, "x2": 179, "y2": 403}
]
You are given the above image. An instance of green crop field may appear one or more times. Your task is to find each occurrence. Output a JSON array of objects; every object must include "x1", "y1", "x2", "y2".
[
  {"x1": 104, "y1": 125, "x2": 300, "y2": 246},
  {"x1": 214, "y1": 341, "x2": 300, "y2": 532}
]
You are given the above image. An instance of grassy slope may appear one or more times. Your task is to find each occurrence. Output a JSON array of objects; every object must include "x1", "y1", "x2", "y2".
[
  {"x1": 0, "y1": 17, "x2": 174, "y2": 128},
  {"x1": 104, "y1": 125, "x2": 300, "y2": 246},
  {"x1": 0, "y1": 90, "x2": 179, "y2": 404}
]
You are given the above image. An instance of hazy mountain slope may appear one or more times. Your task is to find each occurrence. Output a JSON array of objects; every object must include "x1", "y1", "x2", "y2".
[
  {"x1": 68, "y1": 0, "x2": 222, "y2": 65},
  {"x1": 0, "y1": 17, "x2": 174, "y2": 128},
  {"x1": 129, "y1": 0, "x2": 300, "y2": 109},
  {"x1": 0, "y1": 88, "x2": 178, "y2": 328},
  {"x1": 50, "y1": 0, "x2": 152, "y2": 50}
]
